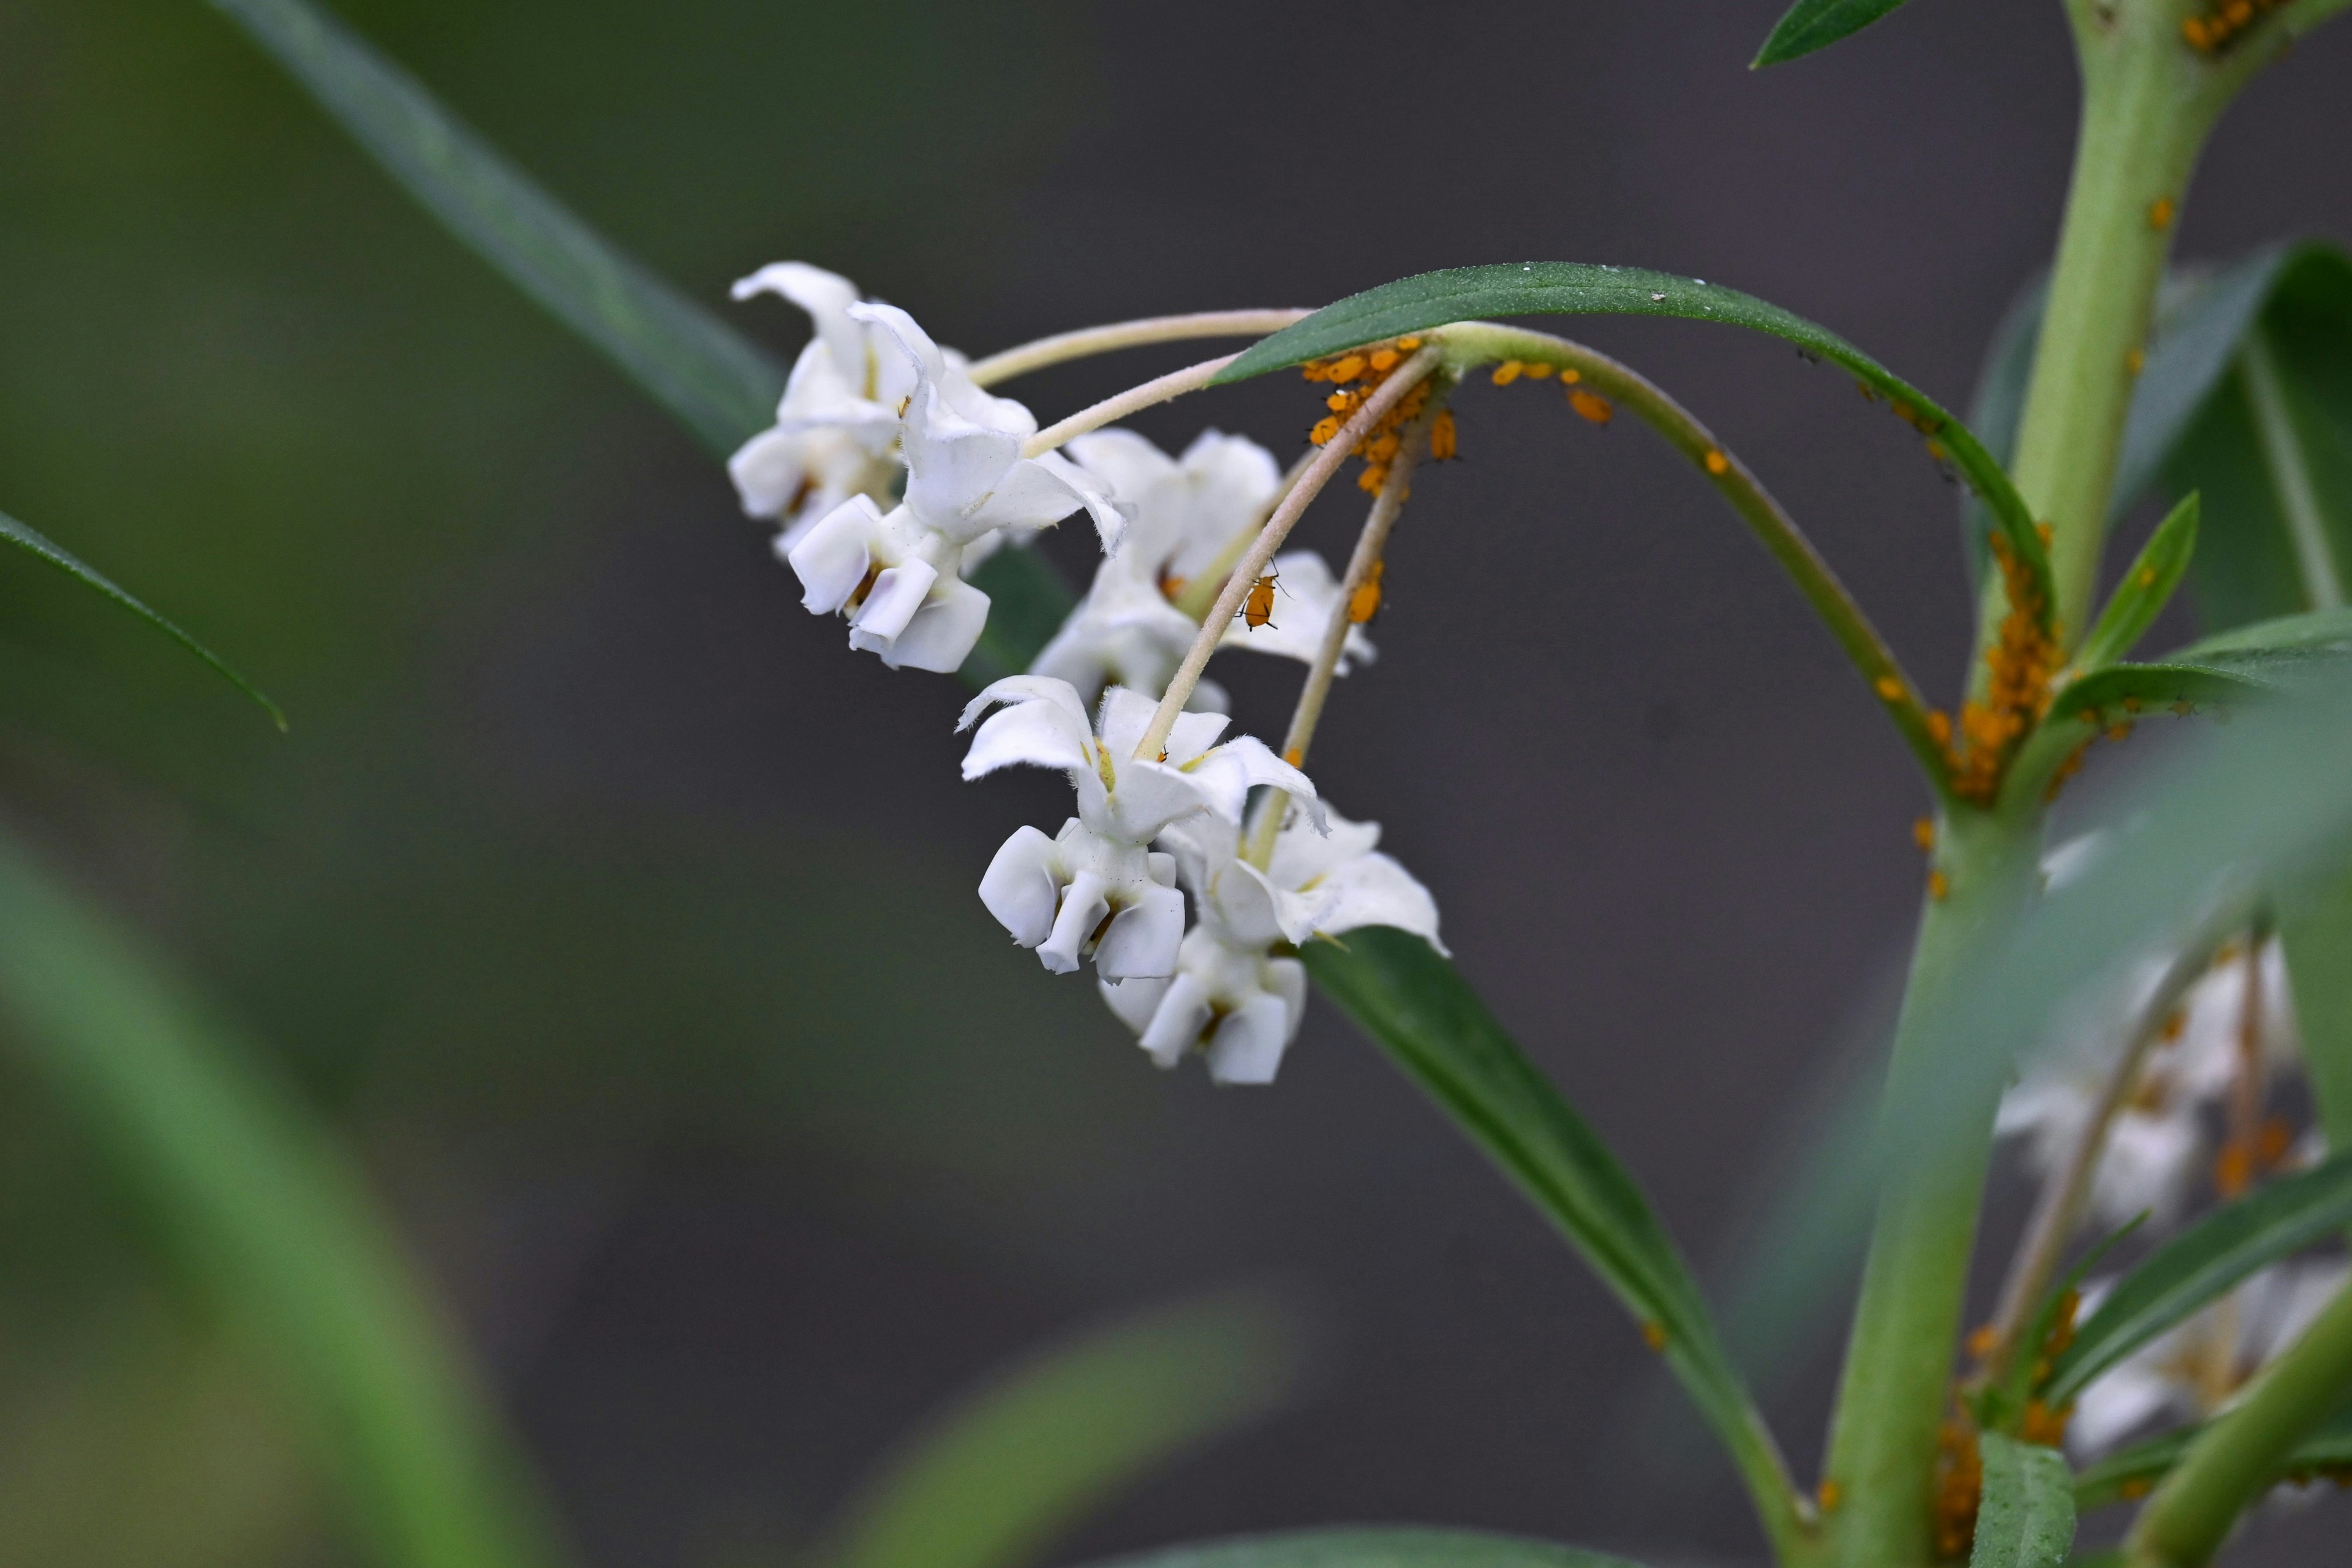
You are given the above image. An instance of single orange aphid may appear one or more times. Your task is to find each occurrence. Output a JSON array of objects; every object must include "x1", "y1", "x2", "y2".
[
  {"x1": 1569, "y1": 388, "x2": 1614, "y2": 425},
  {"x1": 1348, "y1": 559, "x2": 1385, "y2": 625},
  {"x1": 1243, "y1": 570, "x2": 1280, "y2": 630}
]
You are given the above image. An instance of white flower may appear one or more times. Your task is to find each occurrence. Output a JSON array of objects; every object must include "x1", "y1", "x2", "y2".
[
  {"x1": 1029, "y1": 429, "x2": 1371, "y2": 704},
  {"x1": 1100, "y1": 801, "x2": 1444, "y2": 1085},
  {"x1": 1997, "y1": 938, "x2": 2302, "y2": 1233},
  {"x1": 960, "y1": 677, "x2": 1317, "y2": 978},
  {"x1": 2070, "y1": 1259, "x2": 2351, "y2": 1459},
  {"x1": 724, "y1": 263, "x2": 910, "y2": 541},
  {"x1": 786, "y1": 306, "x2": 1128, "y2": 673}
]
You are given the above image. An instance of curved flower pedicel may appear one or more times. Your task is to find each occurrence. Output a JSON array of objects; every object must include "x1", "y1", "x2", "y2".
[
  {"x1": 1103, "y1": 803, "x2": 1443, "y2": 1085},
  {"x1": 960, "y1": 677, "x2": 1317, "y2": 979},
  {"x1": 786, "y1": 306, "x2": 1128, "y2": 673},
  {"x1": 1032, "y1": 428, "x2": 1374, "y2": 704}
]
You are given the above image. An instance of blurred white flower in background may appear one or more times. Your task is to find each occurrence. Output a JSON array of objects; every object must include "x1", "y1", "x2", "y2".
[{"x1": 959, "y1": 677, "x2": 1316, "y2": 978}]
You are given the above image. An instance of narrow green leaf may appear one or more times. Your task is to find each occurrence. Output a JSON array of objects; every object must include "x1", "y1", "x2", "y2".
[
  {"x1": 1300, "y1": 929, "x2": 1800, "y2": 1545},
  {"x1": 1214, "y1": 263, "x2": 2053, "y2": 630},
  {"x1": 1960, "y1": 275, "x2": 2049, "y2": 592},
  {"x1": 2281, "y1": 867, "x2": 2352, "y2": 1153},
  {"x1": 1754, "y1": 0, "x2": 1918, "y2": 67},
  {"x1": 2075, "y1": 492, "x2": 2200, "y2": 673},
  {"x1": 1084, "y1": 1528, "x2": 1649, "y2": 1568},
  {"x1": 1979, "y1": 1219, "x2": 2146, "y2": 1434},
  {"x1": 0, "y1": 829, "x2": 559, "y2": 1568},
  {"x1": 1970, "y1": 1433, "x2": 2077, "y2": 1568},
  {"x1": 2141, "y1": 245, "x2": 2352, "y2": 631},
  {"x1": 818, "y1": 1289, "x2": 1308, "y2": 1568},
  {"x1": 959, "y1": 547, "x2": 1080, "y2": 688},
  {"x1": 2045, "y1": 1152, "x2": 2352, "y2": 1407},
  {"x1": 2073, "y1": 1401, "x2": 2352, "y2": 1511},
  {"x1": 0, "y1": 507, "x2": 283, "y2": 729},
  {"x1": 209, "y1": 0, "x2": 788, "y2": 458}
]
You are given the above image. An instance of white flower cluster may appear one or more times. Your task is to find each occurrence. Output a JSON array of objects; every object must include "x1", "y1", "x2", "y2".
[
  {"x1": 727, "y1": 264, "x2": 1441, "y2": 1083},
  {"x1": 1997, "y1": 910, "x2": 2335, "y2": 1464}
]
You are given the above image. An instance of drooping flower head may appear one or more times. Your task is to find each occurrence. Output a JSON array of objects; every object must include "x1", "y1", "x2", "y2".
[
  {"x1": 1102, "y1": 801, "x2": 1443, "y2": 1084},
  {"x1": 959, "y1": 676, "x2": 1317, "y2": 978}
]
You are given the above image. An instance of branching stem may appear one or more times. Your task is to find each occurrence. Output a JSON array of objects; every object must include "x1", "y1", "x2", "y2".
[
  {"x1": 1022, "y1": 355, "x2": 1236, "y2": 458},
  {"x1": 967, "y1": 309, "x2": 1313, "y2": 386},
  {"x1": 1133, "y1": 347, "x2": 1441, "y2": 761}
]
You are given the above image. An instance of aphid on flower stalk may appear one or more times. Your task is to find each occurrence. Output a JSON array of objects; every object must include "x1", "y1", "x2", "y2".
[
  {"x1": 1348, "y1": 559, "x2": 1385, "y2": 625},
  {"x1": 1243, "y1": 570, "x2": 1281, "y2": 630}
]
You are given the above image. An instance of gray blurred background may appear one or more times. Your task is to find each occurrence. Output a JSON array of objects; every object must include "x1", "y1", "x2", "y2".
[{"x1": 2, "y1": 1, "x2": 2348, "y2": 1564}]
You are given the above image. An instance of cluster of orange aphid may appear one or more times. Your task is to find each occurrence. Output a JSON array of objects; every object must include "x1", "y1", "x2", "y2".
[
  {"x1": 1930, "y1": 1415, "x2": 1983, "y2": 1560},
  {"x1": 1936, "y1": 1289, "x2": 2088, "y2": 1557},
  {"x1": 1935, "y1": 530, "x2": 2059, "y2": 805},
  {"x1": 2045, "y1": 688, "x2": 2204, "y2": 803},
  {"x1": 1302, "y1": 341, "x2": 1452, "y2": 495},
  {"x1": 1490, "y1": 356, "x2": 1616, "y2": 428},
  {"x1": 2182, "y1": 0, "x2": 2288, "y2": 54}
]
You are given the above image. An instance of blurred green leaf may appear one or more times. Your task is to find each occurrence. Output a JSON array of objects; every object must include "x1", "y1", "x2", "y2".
[
  {"x1": 1082, "y1": 1528, "x2": 1649, "y2": 1568},
  {"x1": 960, "y1": 548, "x2": 1079, "y2": 688},
  {"x1": 1301, "y1": 929, "x2": 1799, "y2": 1540},
  {"x1": 815, "y1": 1287, "x2": 1309, "y2": 1568},
  {"x1": 0, "y1": 507, "x2": 282, "y2": 729},
  {"x1": 2073, "y1": 1400, "x2": 2352, "y2": 1511},
  {"x1": 2282, "y1": 869, "x2": 2352, "y2": 1150},
  {"x1": 1754, "y1": 0, "x2": 1918, "y2": 67},
  {"x1": 1745, "y1": 665, "x2": 2352, "y2": 1382},
  {"x1": 0, "y1": 829, "x2": 561, "y2": 1568},
  {"x1": 208, "y1": 0, "x2": 788, "y2": 459},
  {"x1": 1215, "y1": 262, "x2": 2052, "y2": 629},
  {"x1": 2135, "y1": 245, "x2": 2352, "y2": 630},
  {"x1": 1969, "y1": 1433, "x2": 2076, "y2": 1568},
  {"x1": 2045, "y1": 1152, "x2": 2352, "y2": 1407},
  {"x1": 2075, "y1": 492, "x2": 2199, "y2": 673}
]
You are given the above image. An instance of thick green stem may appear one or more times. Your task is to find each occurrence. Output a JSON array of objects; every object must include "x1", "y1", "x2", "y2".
[
  {"x1": 2124, "y1": 1276, "x2": 2352, "y2": 1566},
  {"x1": 1822, "y1": 806, "x2": 2040, "y2": 1568},
  {"x1": 2005, "y1": 0, "x2": 2220, "y2": 655}
]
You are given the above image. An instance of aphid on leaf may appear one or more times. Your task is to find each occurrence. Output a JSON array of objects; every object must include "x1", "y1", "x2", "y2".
[{"x1": 1243, "y1": 570, "x2": 1281, "y2": 630}]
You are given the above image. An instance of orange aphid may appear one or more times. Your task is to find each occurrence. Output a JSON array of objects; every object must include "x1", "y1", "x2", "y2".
[
  {"x1": 2127, "y1": 346, "x2": 2147, "y2": 375},
  {"x1": 1491, "y1": 360, "x2": 1525, "y2": 386},
  {"x1": 1310, "y1": 415, "x2": 1342, "y2": 446},
  {"x1": 1523, "y1": 361, "x2": 1555, "y2": 379},
  {"x1": 1817, "y1": 1480, "x2": 1842, "y2": 1513},
  {"x1": 1929, "y1": 869, "x2": 1950, "y2": 902},
  {"x1": 1327, "y1": 353, "x2": 1368, "y2": 383},
  {"x1": 1243, "y1": 571, "x2": 1280, "y2": 630},
  {"x1": 1913, "y1": 816, "x2": 1936, "y2": 852},
  {"x1": 1430, "y1": 410, "x2": 1458, "y2": 461},
  {"x1": 1703, "y1": 447, "x2": 1730, "y2": 475},
  {"x1": 1569, "y1": 388, "x2": 1614, "y2": 425},
  {"x1": 1368, "y1": 347, "x2": 1400, "y2": 372},
  {"x1": 2149, "y1": 197, "x2": 2177, "y2": 230},
  {"x1": 1348, "y1": 559, "x2": 1385, "y2": 625},
  {"x1": 1640, "y1": 1320, "x2": 1668, "y2": 1352},
  {"x1": 1875, "y1": 674, "x2": 1904, "y2": 701}
]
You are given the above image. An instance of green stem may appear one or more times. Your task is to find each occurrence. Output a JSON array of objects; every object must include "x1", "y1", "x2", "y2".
[
  {"x1": 2005, "y1": 0, "x2": 2220, "y2": 655},
  {"x1": 1822, "y1": 805, "x2": 2040, "y2": 1568},
  {"x1": 2124, "y1": 1276, "x2": 2352, "y2": 1566}
]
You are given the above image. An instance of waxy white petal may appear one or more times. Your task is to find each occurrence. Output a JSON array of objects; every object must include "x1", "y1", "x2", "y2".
[
  {"x1": 978, "y1": 825, "x2": 1061, "y2": 949},
  {"x1": 1095, "y1": 883, "x2": 1186, "y2": 979},
  {"x1": 851, "y1": 558, "x2": 939, "y2": 643},
  {"x1": 874, "y1": 576, "x2": 990, "y2": 674},
  {"x1": 786, "y1": 496, "x2": 881, "y2": 612},
  {"x1": 1039, "y1": 870, "x2": 1111, "y2": 974},
  {"x1": 963, "y1": 699, "x2": 1091, "y2": 780}
]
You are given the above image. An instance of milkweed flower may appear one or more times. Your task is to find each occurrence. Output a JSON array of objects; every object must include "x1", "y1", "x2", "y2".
[
  {"x1": 723, "y1": 263, "x2": 921, "y2": 541},
  {"x1": 1030, "y1": 429, "x2": 1371, "y2": 704},
  {"x1": 787, "y1": 305, "x2": 1128, "y2": 672},
  {"x1": 960, "y1": 677, "x2": 1317, "y2": 978},
  {"x1": 2069, "y1": 1257, "x2": 2350, "y2": 1459},
  {"x1": 1101, "y1": 802, "x2": 1443, "y2": 1084},
  {"x1": 1997, "y1": 937, "x2": 2301, "y2": 1232}
]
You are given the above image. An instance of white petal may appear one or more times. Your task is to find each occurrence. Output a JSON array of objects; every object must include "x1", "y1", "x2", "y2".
[
  {"x1": 957, "y1": 674, "x2": 1094, "y2": 734},
  {"x1": 850, "y1": 557, "x2": 939, "y2": 643},
  {"x1": 978, "y1": 826, "x2": 1062, "y2": 949},
  {"x1": 1095, "y1": 883, "x2": 1186, "y2": 979},
  {"x1": 963, "y1": 699, "x2": 1091, "y2": 780},
  {"x1": 728, "y1": 423, "x2": 813, "y2": 519},
  {"x1": 1065, "y1": 429, "x2": 1177, "y2": 515},
  {"x1": 1096, "y1": 761, "x2": 1213, "y2": 844},
  {"x1": 1139, "y1": 970, "x2": 1214, "y2": 1066},
  {"x1": 1270, "y1": 807, "x2": 1382, "y2": 890},
  {"x1": 732, "y1": 262, "x2": 865, "y2": 375},
  {"x1": 786, "y1": 496, "x2": 881, "y2": 613},
  {"x1": 1099, "y1": 973, "x2": 1172, "y2": 1036},
  {"x1": 1039, "y1": 870, "x2": 1110, "y2": 974},
  {"x1": 1095, "y1": 686, "x2": 1161, "y2": 761},
  {"x1": 1315, "y1": 851, "x2": 1447, "y2": 952},
  {"x1": 901, "y1": 385, "x2": 1029, "y2": 541},
  {"x1": 1180, "y1": 736, "x2": 1322, "y2": 829},
  {"x1": 1163, "y1": 709, "x2": 1232, "y2": 767},
  {"x1": 1207, "y1": 992, "x2": 1294, "y2": 1085},
  {"x1": 1268, "y1": 957, "x2": 1308, "y2": 1044},
  {"x1": 876, "y1": 576, "x2": 990, "y2": 674}
]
